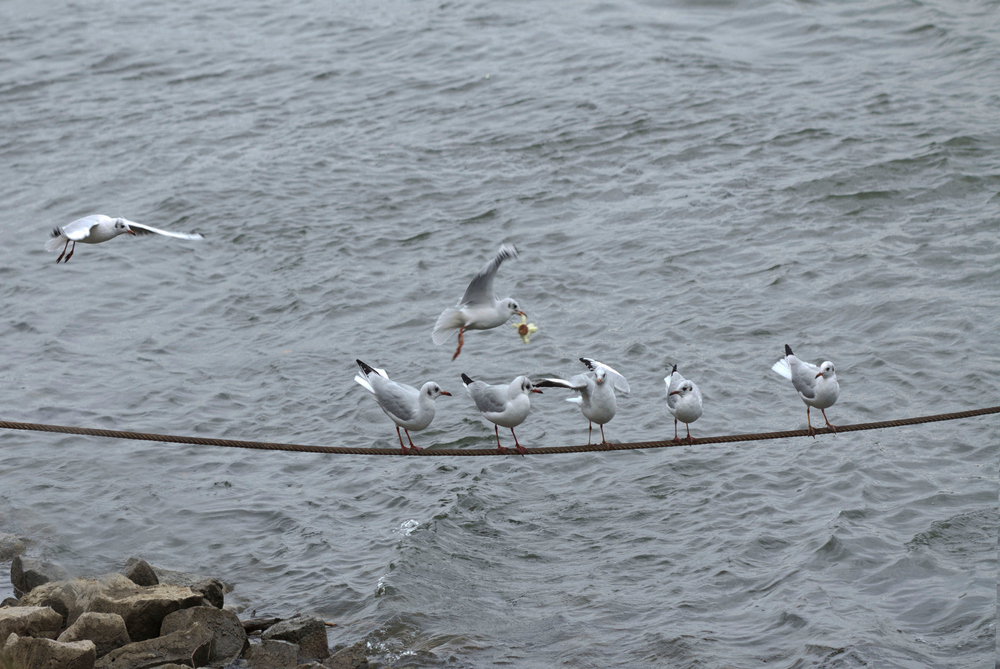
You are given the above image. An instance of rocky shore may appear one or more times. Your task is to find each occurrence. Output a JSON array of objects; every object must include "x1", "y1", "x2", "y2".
[{"x1": 0, "y1": 551, "x2": 374, "y2": 669}]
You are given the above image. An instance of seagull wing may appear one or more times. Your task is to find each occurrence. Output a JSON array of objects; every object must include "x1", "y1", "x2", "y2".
[
  {"x1": 469, "y1": 382, "x2": 509, "y2": 415},
  {"x1": 788, "y1": 356, "x2": 818, "y2": 400},
  {"x1": 126, "y1": 221, "x2": 204, "y2": 240},
  {"x1": 580, "y1": 358, "x2": 630, "y2": 395},
  {"x1": 61, "y1": 215, "x2": 108, "y2": 241},
  {"x1": 371, "y1": 378, "x2": 418, "y2": 422},
  {"x1": 458, "y1": 244, "x2": 517, "y2": 306}
]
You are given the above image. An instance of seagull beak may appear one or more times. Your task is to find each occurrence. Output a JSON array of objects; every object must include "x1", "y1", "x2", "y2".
[
  {"x1": 531, "y1": 388, "x2": 543, "y2": 394},
  {"x1": 669, "y1": 390, "x2": 679, "y2": 396},
  {"x1": 127, "y1": 229, "x2": 135, "y2": 235},
  {"x1": 516, "y1": 310, "x2": 526, "y2": 317},
  {"x1": 440, "y1": 391, "x2": 452, "y2": 396},
  {"x1": 815, "y1": 372, "x2": 823, "y2": 379}
]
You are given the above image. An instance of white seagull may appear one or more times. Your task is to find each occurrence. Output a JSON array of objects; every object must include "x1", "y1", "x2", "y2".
[
  {"x1": 664, "y1": 364, "x2": 703, "y2": 444},
  {"x1": 771, "y1": 344, "x2": 839, "y2": 437},
  {"x1": 461, "y1": 373, "x2": 542, "y2": 455},
  {"x1": 433, "y1": 244, "x2": 525, "y2": 360},
  {"x1": 46, "y1": 215, "x2": 204, "y2": 263},
  {"x1": 535, "y1": 358, "x2": 630, "y2": 446},
  {"x1": 354, "y1": 359, "x2": 451, "y2": 454}
]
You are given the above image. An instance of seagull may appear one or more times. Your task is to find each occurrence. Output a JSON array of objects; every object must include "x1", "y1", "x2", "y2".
[
  {"x1": 433, "y1": 244, "x2": 525, "y2": 360},
  {"x1": 46, "y1": 215, "x2": 204, "y2": 263},
  {"x1": 535, "y1": 358, "x2": 630, "y2": 446},
  {"x1": 461, "y1": 373, "x2": 542, "y2": 455},
  {"x1": 664, "y1": 365, "x2": 703, "y2": 444},
  {"x1": 771, "y1": 344, "x2": 839, "y2": 437},
  {"x1": 354, "y1": 359, "x2": 451, "y2": 454}
]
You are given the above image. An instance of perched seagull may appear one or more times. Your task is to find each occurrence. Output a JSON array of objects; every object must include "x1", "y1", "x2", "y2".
[
  {"x1": 664, "y1": 365, "x2": 703, "y2": 444},
  {"x1": 354, "y1": 359, "x2": 451, "y2": 454},
  {"x1": 461, "y1": 373, "x2": 542, "y2": 455},
  {"x1": 535, "y1": 358, "x2": 630, "y2": 446},
  {"x1": 433, "y1": 244, "x2": 525, "y2": 360},
  {"x1": 771, "y1": 344, "x2": 839, "y2": 437},
  {"x1": 46, "y1": 215, "x2": 204, "y2": 263}
]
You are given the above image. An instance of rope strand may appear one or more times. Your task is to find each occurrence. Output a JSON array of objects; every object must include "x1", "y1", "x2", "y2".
[{"x1": 0, "y1": 406, "x2": 996, "y2": 456}]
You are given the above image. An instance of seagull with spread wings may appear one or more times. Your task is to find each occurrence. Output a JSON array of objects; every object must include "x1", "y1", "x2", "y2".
[
  {"x1": 433, "y1": 244, "x2": 525, "y2": 360},
  {"x1": 535, "y1": 358, "x2": 630, "y2": 446},
  {"x1": 46, "y1": 215, "x2": 203, "y2": 263}
]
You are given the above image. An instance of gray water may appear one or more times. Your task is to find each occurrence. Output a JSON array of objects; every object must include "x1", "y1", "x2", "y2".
[{"x1": 0, "y1": 0, "x2": 997, "y2": 666}]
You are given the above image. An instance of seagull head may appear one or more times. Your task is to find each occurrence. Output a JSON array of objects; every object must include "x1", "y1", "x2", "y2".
[
  {"x1": 670, "y1": 381, "x2": 694, "y2": 397},
  {"x1": 594, "y1": 368, "x2": 607, "y2": 385},
  {"x1": 816, "y1": 362, "x2": 836, "y2": 379},
  {"x1": 515, "y1": 376, "x2": 542, "y2": 395},
  {"x1": 423, "y1": 383, "x2": 451, "y2": 399},
  {"x1": 501, "y1": 298, "x2": 525, "y2": 318},
  {"x1": 114, "y1": 217, "x2": 135, "y2": 235}
]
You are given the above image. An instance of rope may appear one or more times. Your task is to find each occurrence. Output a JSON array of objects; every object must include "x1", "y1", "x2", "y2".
[{"x1": 0, "y1": 406, "x2": 996, "y2": 456}]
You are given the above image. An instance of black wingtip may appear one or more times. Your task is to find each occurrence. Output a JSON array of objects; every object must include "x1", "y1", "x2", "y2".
[
  {"x1": 461, "y1": 373, "x2": 474, "y2": 385},
  {"x1": 356, "y1": 359, "x2": 376, "y2": 375},
  {"x1": 50, "y1": 227, "x2": 61, "y2": 239},
  {"x1": 784, "y1": 344, "x2": 793, "y2": 356},
  {"x1": 671, "y1": 364, "x2": 677, "y2": 374},
  {"x1": 580, "y1": 357, "x2": 595, "y2": 370}
]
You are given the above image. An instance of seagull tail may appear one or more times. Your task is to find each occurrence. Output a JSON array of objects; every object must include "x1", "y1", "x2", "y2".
[
  {"x1": 432, "y1": 307, "x2": 464, "y2": 345},
  {"x1": 565, "y1": 397, "x2": 583, "y2": 405},
  {"x1": 45, "y1": 229, "x2": 66, "y2": 252},
  {"x1": 354, "y1": 374, "x2": 375, "y2": 394},
  {"x1": 771, "y1": 358, "x2": 792, "y2": 380}
]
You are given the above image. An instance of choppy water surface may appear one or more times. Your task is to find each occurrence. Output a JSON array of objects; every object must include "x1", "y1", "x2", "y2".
[{"x1": 0, "y1": 0, "x2": 997, "y2": 666}]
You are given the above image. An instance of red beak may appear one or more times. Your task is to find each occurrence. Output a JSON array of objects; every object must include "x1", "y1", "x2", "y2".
[
  {"x1": 440, "y1": 391, "x2": 452, "y2": 396},
  {"x1": 531, "y1": 388, "x2": 543, "y2": 394},
  {"x1": 516, "y1": 311, "x2": 526, "y2": 317},
  {"x1": 815, "y1": 372, "x2": 822, "y2": 378},
  {"x1": 127, "y1": 229, "x2": 136, "y2": 235},
  {"x1": 669, "y1": 390, "x2": 679, "y2": 396}
]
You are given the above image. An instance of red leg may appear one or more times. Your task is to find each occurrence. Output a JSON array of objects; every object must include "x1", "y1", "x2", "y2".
[
  {"x1": 806, "y1": 407, "x2": 816, "y2": 438},
  {"x1": 494, "y1": 424, "x2": 507, "y2": 454},
  {"x1": 510, "y1": 428, "x2": 526, "y2": 456},
  {"x1": 686, "y1": 424, "x2": 694, "y2": 445},
  {"x1": 587, "y1": 422, "x2": 592, "y2": 445},
  {"x1": 57, "y1": 239, "x2": 69, "y2": 263},
  {"x1": 822, "y1": 409, "x2": 837, "y2": 433},
  {"x1": 64, "y1": 241, "x2": 75, "y2": 262},
  {"x1": 405, "y1": 430, "x2": 422, "y2": 453},
  {"x1": 396, "y1": 426, "x2": 411, "y2": 455},
  {"x1": 600, "y1": 424, "x2": 608, "y2": 449},
  {"x1": 674, "y1": 418, "x2": 680, "y2": 442},
  {"x1": 451, "y1": 327, "x2": 466, "y2": 361}
]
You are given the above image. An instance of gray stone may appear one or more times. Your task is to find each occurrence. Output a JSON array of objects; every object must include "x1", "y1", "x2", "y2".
[
  {"x1": 160, "y1": 605, "x2": 248, "y2": 664},
  {"x1": 10, "y1": 556, "x2": 67, "y2": 596},
  {"x1": 243, "y1": 639, "x2": 299, "y2": 669},
  {"x1": 1, "y1": 632, "x2": 96, "y2": 669},
  {"x1": 324, "y1": 641, "x2": 370, "y2": 669},
  {"x1": 190, "y1": 578, "x2": 224, "y2": 609},
  {"x1": 121, "y1": 559, "x2": 159, "y2": 587},
  {"x1": 0, "y1": 606, "x2": 63, "y2": 641},
  {"x1": 18, "y1": 574, "x2": 138, "y2": 629},
  {"x1": 94, "y1": 622, "x2": 213, "y2": 669},
  {"x1": 57, "y1": 612, "x2": 131, "y2": 658},
  {"x1": 87, "y1": 583, "x2": 204, "y2": 642},
  {"x1": 1, "y1": 598, "x2": 19, "y2": 608},
  {"x1": 261, "y1": 616, "x2": 328, "y2": 660},
  {"x1": 0, "y1": 533, "x2": 26, "y2": 562}
]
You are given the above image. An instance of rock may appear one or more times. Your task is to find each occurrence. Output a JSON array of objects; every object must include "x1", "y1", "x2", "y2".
[
  {"x1": 121, "y1": 559, "x2": 159, "y2": 587},
  {"x1": 160, "y1": 605, "x2": 248, "y2": 664},
  {"x1": 190, "y1": 578, "x2": 224, "y2": 609},
  {"x1": 243, "y1": 639, "x2": 299, "y2": 669},
  {"x1": 324, "y1": 640, "x2": 370, "y2": 669},
  {"x1": 261, "y1": 616, "x2": 329, "y2": 660},
  {"x1": 10, "y1": 556, "x2": 67, "y2": 596},
  {"x1": 94, "y1": 622, "x2": 213, "y2": 669},
  {"x1": 0, "y1": 606, "x2": 63, "y2": 641},
  {"x1": 0, "y1": 533, "x2": 26, "y2": 561},
  {"x1": 18, "y1": 574, "x2": 138, "y2": 629},
  {"x1": 87, "y1": 583, "x2": 204, "y2": 642},
  {"x1": 1, "y1": 632, "x2": 97, "y2": 669},
  {"x1": 57, "y1": 612, "x2": 131, "y2": 658},
  {"x1": 1, "y1": 598, "x2": 19, "y2": 608}
]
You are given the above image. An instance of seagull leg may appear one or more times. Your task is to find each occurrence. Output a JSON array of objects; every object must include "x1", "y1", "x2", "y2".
[
  {"x1": 686, "y1": 424, "x2": 694, "y2": 445},
  {"x1": 57, "y1": 239, "x2": 69, "y2": 263},
  {"x1": 494, "y1": 424, "x2": 507, "y2": 454},
  {"x1": 451, "y1": 327, "x2": 466, "y2": 361},
  {"x1": 674, "y1": 418, "x2": 680, "y2": 443},
  {"x1": 600, "y1": 424, "x2": 609, "y2": 449},
  {"x1": 64, "y1": 241, "x2": 75, "y2": 263},
  {"x1": 396, "y1": 426, "x2": 411, "y2": 455},
  {"x1": 821, "y1": 409, "x2": 837, "y2": 433},
  {"x1": 806, "y1": 407, "x2": 816, "y2": 438},
  {"x1": 510, "y1": 427, "x2": 526, "y2": 456},
  {"x1": 587, "y1": 422, "x2": 592, "y2": 445},
  {"x1": 405, "y1": 430, "x2": 422, "y2": 454}
]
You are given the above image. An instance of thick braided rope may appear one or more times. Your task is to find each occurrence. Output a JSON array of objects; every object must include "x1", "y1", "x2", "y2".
[{"x1": 0, "y1": 406, "x2": 996, "y2": 456}]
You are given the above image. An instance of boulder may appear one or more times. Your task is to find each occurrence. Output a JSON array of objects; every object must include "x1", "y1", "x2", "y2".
[
  {"x1": 160, "y1": 605, "x2": 248, "y2": 664},
  {"x1": 242, "y1": 639, "x2": 299, "y2": 669},
  {"x1": 1, "y1": 598, "x2": 19, "y2": 608},
  {"x1": 10, "y1": 556, "x2": 67, "y2": 596},
  {"x1": 1, "y1": 632, "x2": 96, "y2": 669},
  {"x1": 0, "y1": 606, "x2": 63, "y2": 641},
  {"x1": 87, "y1": 584, "x2": 204, "y2": 642},
  {"x1": 94, "y1": 622, "x2": 213, "y2": 669},
  {"x1": 325, "y1": 640, "x2": 370, "y2": 669},
  {"x1": 121, "y1": 559, "x2": 159, "y2": 587},
  {"x1": 261, "y1": 616, "x2": 329, "y2": 660},
  {"x1": 0, "y1": 533, "x2": 26, "y2": 561},
  {"x1": 58, "y1": 612, "x2": 131, "y2": 658},
  {"x1": 18, "y1": 574, "x2": 137, "y2": 628},
  {"x1": 189, "y1": 578, "x2": 224, "y2": 609}
]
